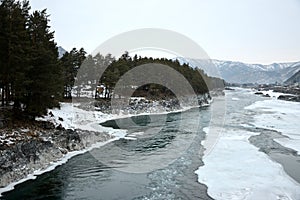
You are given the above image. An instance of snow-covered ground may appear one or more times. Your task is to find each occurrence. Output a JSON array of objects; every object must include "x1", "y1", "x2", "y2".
[
  {"x1": 245, "y1": 99, "x2": 300, "y2": 155},
  {"x1": 36, "y1": 102, "x2": 127, "y2": 138}
]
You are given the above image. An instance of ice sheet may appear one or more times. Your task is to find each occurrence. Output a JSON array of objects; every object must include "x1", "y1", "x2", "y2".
[
  {"x1": 196, "y1": 128, "x2": 300, "y2": 200},
  {"x1": 245, "y1": 99, "x2": 300, "y2": 154}
]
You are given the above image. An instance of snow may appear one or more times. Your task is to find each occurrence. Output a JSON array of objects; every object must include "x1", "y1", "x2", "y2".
[
  {"x1": 0, "y1": 131, "x2": 24, "y2": 147},
  {"x1": 36, "y1": 103, "x2": 127, "y2": 138},
  {"x1": 245, "y1": 99, "x2": 300, "y2": 154},
  {"x1": 256, "y1": 90, "x2": 296, "y2": 99},
  {"x1": 196, "y1": 128, "x2": 300, "y2": 200}
]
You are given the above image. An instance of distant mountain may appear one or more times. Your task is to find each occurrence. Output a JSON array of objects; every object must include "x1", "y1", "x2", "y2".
[
  {"x1": 175, "y1": 57, "x2": 300, "y2": 84},
  {"x1": 58, "y1": 46, "x2": 67, "y2": 58},
  {"x1": 285, "y1": 68, "x2": 300, "y2": 84}
]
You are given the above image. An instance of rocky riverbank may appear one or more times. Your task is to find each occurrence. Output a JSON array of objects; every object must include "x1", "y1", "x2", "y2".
[
  {"x1": 91, "y1": 94, "x2": 211, "y2": 114},
  {"x1": 0, "y1": 123, "x2": 114, "y2": 188}
]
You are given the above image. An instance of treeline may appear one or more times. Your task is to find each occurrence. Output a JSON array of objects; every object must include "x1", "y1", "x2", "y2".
[
  {"x1": 62, "y1": 51, "x2": 224, "y2": 100},
  {"x1": 90, "y1": 52, "x2": 224, "y2": 99},
  {"x1": 60, "y1": 49, "x2": 115, "y2": 99},
  {"x1": 0, "y1": 0, "x2": 62, "y2": 118},
  {"x1": 0, "y1": 0, "x2": 224, "y2": 119}
]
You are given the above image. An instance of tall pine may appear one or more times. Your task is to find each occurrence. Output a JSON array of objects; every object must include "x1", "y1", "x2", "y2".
[
  {"x1": 0, "y1": 0, "x2": 31, "y2": 108},
  {"x1": 25, "y1": 9, "x2": 62, "y2": 117}
]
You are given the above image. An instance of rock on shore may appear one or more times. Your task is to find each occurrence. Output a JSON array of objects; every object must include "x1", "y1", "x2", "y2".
[
  {"x1": 0, "y1": 125, "x2": 113, "y2": 188},
  {"x1": 255, "y1": 85, "x2": 300, "y2": 102}
]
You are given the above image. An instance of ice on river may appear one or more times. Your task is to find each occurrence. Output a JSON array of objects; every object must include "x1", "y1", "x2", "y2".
[
  {"x1": 197, "y1": 95, "x2": 300, "y2": 200},
  {"x1": 245, "y1": 99, "x2": 300, "y2": 154},
  {"x1": 196, "y1": 127, "x2": 300, "y2": 200}
]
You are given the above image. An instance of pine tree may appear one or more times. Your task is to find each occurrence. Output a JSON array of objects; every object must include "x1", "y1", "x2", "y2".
[
  {"x1": 0, "y1": 1, "x2": 66, "y2": 119},
  {"x1": 60, "y1": 47, "x2": 86, "y2": 98},
  {"x1": 0, "y1": 0, "x2": 31, "y2": 108},
  {"x1": 25, "y1": 9, "x2": 63, "y2": 117}
]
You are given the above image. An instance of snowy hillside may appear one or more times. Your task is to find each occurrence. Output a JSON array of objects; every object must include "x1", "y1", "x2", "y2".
[
  {"x1": 285, "y1": 69, "x2": 300, "y2": 84},
  {"x1": 175, "y1": 57, "x2": 300, "y2": 84}
]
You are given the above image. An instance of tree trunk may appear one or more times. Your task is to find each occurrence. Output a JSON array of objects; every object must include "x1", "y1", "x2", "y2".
[
  {"x1": 5, "y1": 84, "x2": 9, "y2": 106},
  {"x1": 1, "y1": 87, "x2": 4, "y2": 106},
  {"x1": 104, "y1": 87, "x2": 108, "y2": 99}
]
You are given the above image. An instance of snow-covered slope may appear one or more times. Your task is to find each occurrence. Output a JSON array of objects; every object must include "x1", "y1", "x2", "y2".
[
  {"x1": 175, "y1": 57, "x2": 300, "y2": 84},
  {"x1": 58, "y1": 46, "x2": 67, "y2": 58},
  {"x1": 285, "y1": 69, "x2": 300, "y2": 84}
]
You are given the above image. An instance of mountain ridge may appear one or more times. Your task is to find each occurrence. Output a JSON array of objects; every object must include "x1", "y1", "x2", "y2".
[{"x1": 175, "y1": 57, "x2": 300, "y2": 84}]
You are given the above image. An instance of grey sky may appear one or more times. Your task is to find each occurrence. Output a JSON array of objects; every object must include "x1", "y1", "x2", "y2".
[{"x1": 30, "y1": 0, "x2": 300, "y2": 64}]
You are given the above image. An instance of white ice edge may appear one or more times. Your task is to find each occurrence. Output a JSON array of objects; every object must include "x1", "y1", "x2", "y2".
[
  {"x1": 245, "y1": 99, "x2": 300, "y2": 155},
  {"x1": 1, "y1": 100, "x2": 212, "y2": 196}
]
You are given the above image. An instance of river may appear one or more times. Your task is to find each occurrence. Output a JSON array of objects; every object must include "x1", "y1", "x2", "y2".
[{"x1": 2, "y1": 88, "x2": 300, "y2": 200}]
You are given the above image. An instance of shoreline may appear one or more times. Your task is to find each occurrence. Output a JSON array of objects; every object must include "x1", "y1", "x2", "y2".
[
  {"x1": 254, "y1": 85, "x2": 300, "y2": 102},
  {"x1": 0, "y1": 137, "x2": 118, "y2": 197},
  {"x1": 0, "y1": 94, "x2": 213, "y2": 197}
]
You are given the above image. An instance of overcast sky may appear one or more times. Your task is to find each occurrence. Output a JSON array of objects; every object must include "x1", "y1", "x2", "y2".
[{"x1": 30, "y1": 0, "x2": 300, "y2": 64}]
